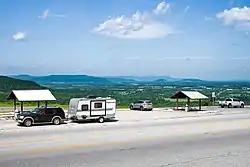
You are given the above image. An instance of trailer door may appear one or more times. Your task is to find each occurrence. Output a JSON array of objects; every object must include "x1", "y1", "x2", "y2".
[{"x1": 90, "y1": 100, "x2": 106, "y2": 117}]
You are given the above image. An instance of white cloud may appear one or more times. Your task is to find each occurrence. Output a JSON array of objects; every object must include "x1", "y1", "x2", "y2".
[
  {"x1": 38, "y1": 9, "x2": 66, "y2": 19},
  {"x1": 155, "y1": 56, "x2": 213, "y2": 60},
  {"x1": 12, "y1": 32, "x2": 26, "y2": 41},
  {"x1": 93, "y1": 1, "x2": 176, "y2": 39},
  {"x1": 184, "y1": 6, "x2": 190, "y2": 13},
  {"x1": 153, "y1": 1, "x2": 170, "y2": 15},
  {"x1": 216, "y1": 6, "x2": 250, "y2": 29}
]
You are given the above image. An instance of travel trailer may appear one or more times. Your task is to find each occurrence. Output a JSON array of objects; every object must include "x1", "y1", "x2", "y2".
[{"x1": 67, "y1": 96, "x2": 116, "y2": 123}]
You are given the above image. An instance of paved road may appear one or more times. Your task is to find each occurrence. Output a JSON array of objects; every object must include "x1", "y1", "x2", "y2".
[{"x1": 1, "y1": 111, "x2": 250, "y2": 167}]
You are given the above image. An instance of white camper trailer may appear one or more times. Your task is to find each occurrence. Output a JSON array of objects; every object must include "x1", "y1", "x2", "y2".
[{"x1": 67, "y1": 96, "x2": 116, "y2": 123}]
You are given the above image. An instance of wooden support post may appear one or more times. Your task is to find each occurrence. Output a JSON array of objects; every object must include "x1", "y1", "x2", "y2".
[
  {"x1": 199, "y1": 99, "x2": 201, "y2": 111},
  {"x1": 14, "y1": 99, "x2": 17, "y2": 110},
  {"x1": 21, "y1": 102, "x2": 23, "y2": 112},
  {"x1": 37, "y1": 101, "x2": 40, "y2": 108},
  {"x1": 187, "y1": 98, "x2": 190, "y2": 112},
  {"x1": 45, "y1": 101, "x2": 48, "y2": 107},
  {"x1": 176, "y1": 97, "x2": 179, "y2": 110}
]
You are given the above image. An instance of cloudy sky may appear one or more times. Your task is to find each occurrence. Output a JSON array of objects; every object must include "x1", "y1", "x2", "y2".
[{"x1": 0, "y1": 0, "x2": 250, "y2": 80}]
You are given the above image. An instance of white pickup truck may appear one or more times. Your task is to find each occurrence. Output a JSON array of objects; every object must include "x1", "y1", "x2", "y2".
[{"x1": 218, "y1": 98, "x2": 245, "y2": 108}]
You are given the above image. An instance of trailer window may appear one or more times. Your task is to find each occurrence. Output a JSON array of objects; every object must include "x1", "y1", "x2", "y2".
[
  {"x1": 94, "y1": 103, "x2": 102, "y2": 108},
  {"x1": 81, "y1": 105, "x2": 88, "y2": 111}
]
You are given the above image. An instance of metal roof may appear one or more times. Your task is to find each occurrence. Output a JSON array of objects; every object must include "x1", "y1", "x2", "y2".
[
  {"x1": 6, "y1": 89, "x2": 56, "y2": 102},
  {"x1": 81, "y1": 97, "x2": 114, "y2": 100},
  {"x1": 171, "y1": 91, "x2": 208, "y2": 100}
]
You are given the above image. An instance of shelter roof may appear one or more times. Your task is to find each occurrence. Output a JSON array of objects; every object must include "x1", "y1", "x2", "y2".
[
  {"x1": 171, "y1": 91, "x2": 208, "y2": 100},
  {"x1": 6, "y1": 89, "x2": 56, "y2": 102}
]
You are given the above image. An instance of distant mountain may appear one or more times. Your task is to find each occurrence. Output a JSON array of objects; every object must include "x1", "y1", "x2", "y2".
[
  {"x1": 10, "y1": 74, "x2": 37, "y2": 81},
  {"x1": 104, "y1": 77, "x2": 136, "y2": 83},
  {"x1": 113, "y1": 76, "x2": 181, "y2": 82},
  {"x1": 10, "y1": 74, "x2": 207, "y2": 85},
  {"x1": 0, "y1": 75, "x2": 44, "y2": 92},
  {"x1": 152, "y1": 79, "x2": 168, "y2": 83},
  {"x1": 6, "y1": 74, "x2": 250, "y2": 88},
  {"x1": 180, "y1": 78, "x2": 204, "y2": 82},
  {"x1": 107, "y1": 76, "x2": 206, "y2": 84},
  {"x1": 10, "y1": 75, "x2": 113, "y2": 85}
]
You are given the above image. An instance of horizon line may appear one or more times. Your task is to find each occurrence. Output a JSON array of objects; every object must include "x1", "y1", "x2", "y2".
[{"x1": 3, "y1": 74, "x2": 250, "y2": 82}]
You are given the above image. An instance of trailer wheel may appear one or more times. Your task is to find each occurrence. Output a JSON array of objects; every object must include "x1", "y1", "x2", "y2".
[{"x1": 98, "y1": 117, "x2": 104, "y2": 123}]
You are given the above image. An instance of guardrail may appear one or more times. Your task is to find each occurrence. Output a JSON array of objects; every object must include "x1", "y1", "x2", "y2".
[{"x1": 0, "y1": 114, "x2": 15, "y2": 120}]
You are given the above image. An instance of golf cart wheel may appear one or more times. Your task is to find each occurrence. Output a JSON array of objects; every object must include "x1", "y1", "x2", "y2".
[
  {"x1": 228, "y1": 104, "x2": 232, "y2": 108},
  {"x1": 23, "y1": 118, "x2": 33, "y2": 127},
  {"x1": 98, "y1": 117, "x2": 104, "y2": 123},
  {"x1": 140, "y1": 106, "x2": 144, "y2": 111},
  {"x1": 129, "y1": 105, "x2": 133, "y2": 110},
  {"x1": 240, "y1": 104, "x2": 244, "y2": 108}
]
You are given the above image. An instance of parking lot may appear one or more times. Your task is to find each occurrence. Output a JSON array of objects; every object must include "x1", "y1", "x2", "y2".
[{"x1": 0, "y1": 106, "x2": 249, "y2": 132}]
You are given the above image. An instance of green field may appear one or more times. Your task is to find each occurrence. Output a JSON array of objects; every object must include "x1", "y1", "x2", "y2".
[{"x1": 1, "y1": 86, "x2": 249, "y2": 109}]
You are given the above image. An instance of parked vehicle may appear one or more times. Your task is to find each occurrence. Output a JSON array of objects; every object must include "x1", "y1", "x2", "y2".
[
  {"x1": 218, "y1": 98, "x2": 245, "y2": 108},
  {"x1": 16, "y1": 107, "x2": 66, "y2": 127},
  {"x1": 129, "y1": 100, "x2": 153, "y2": 111},
  {"x1": 67, "y1": 96, "x2": 116, "y2": 123}
]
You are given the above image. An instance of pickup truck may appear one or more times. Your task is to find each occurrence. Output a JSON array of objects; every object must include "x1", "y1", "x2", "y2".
[{"x1": 218, "y1": 98, "x2": 245, "y2": 108}]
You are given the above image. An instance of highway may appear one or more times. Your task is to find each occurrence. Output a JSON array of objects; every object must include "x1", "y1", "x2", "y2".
[{"x1": 0, "y1": 110, "x2": 250, "y2": 166}]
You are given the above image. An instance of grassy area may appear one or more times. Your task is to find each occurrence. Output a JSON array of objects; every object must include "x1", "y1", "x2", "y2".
[
  {"x1": 0, "y1": 110, "x2": 12, "y2": 114},
  {"x1": 0, "y1": 102, "x2": 68, "y2": 110},
  {"x1": 0, "y1": 100, "x2": 208, "y2": 110},
  {"x1": 0, "y1": 103, "x2": 173, "y2": 112},
  {"x1": 0, "y1": 102, "x2": 131, "y2": 110}
]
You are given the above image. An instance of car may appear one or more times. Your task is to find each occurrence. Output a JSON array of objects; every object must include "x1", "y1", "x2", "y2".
[
  {"x1": 218, "y1": 98, "x2": 245, "y2": 108},
  {"x1": 16, "y1": 107, "x2": 66, "y2": 127},
  {"x1": 129, "y1": 100, "x2": 153, "y2": 111}
]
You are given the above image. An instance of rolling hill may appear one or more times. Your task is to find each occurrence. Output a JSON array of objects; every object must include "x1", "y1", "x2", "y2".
[{"x1": 0, "y1": 75, "x2": 44, "y2": 92}]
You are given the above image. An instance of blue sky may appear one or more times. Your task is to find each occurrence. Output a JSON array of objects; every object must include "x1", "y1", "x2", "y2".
[{"x1": 0, "y1": 0, "x2": 250, "y2": 80}]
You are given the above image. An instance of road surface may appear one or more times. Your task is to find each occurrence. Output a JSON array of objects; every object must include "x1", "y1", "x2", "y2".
[{"x1": 0, "y1": 111, "x2": 250, "y2": 166}]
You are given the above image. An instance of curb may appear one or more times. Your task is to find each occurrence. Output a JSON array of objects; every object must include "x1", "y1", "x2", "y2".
[{"x1": 197, "y1": 110, "x2": 220, "y2": 114}]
